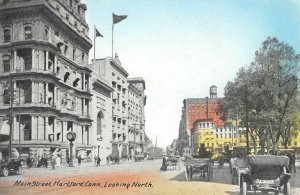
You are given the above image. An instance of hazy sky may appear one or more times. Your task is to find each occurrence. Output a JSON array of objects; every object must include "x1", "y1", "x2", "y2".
[{"x1": 85, "y1": 0, "x2": 300, "y2": 148}]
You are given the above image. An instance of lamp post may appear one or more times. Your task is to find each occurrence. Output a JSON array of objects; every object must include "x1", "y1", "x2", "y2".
[{"x1": 66, "y1": 131, "x2": 76, "y2": 167}]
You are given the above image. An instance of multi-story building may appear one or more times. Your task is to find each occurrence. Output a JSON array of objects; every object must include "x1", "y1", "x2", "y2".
[
  {"x1": 127, "y1": 77, "x2": 146, "y2": 157},
  {"x1": 0, "y1": 0, "x2": 93, "y2": 161},
  {"x1": 90, "y1": 58, "x2": 113, "y2": 161},
  {"x1": 177, "y1": 86, "x2": 225, "y2": 156},
  {"x1": 94, "y1": 55, "x2": 129, "y2": 158}
]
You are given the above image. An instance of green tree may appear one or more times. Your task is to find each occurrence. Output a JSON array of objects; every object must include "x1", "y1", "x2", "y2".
[{"x1": 224, "y1": 37, "x2": 300, "y2": 152}]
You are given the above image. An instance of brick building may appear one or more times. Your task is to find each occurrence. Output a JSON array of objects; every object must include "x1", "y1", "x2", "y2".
[{"x1": 177, "y1": 86, "x2": 225, "y2": 156}]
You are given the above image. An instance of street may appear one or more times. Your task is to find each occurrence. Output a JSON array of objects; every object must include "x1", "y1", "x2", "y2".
[{"x1": 0, "y1": 159, "x2": 300, "y2": 195}]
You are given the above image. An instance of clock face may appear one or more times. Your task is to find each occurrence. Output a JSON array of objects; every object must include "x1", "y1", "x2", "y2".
[
  {"x1": 67, "y1": 133, "x2": 73, "y2": 140},
  {"x1": 66, "y1": 132, "x2": 76, "y2": 141}
]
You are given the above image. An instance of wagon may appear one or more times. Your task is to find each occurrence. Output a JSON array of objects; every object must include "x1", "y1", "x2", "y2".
[
  {"x1": 240, "y1": 155, "x2": 291, "y2": 195},
  {"x1": 185, "y1": 158, "x2": 213, "y2": 181}
]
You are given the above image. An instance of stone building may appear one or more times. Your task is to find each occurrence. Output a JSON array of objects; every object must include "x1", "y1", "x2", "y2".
[
  {"x1": 0, "y1": 0, "x2": 93, "y2": 161},
  {"x1": 127, "y1": 77, "x2": 146, "y2": 157},
  {"x1": 90, "y1": 58, "x2": 113, "y2": 161},
  {"x1": 93, "y1": 56, "x2": 129, "y2": 159}
]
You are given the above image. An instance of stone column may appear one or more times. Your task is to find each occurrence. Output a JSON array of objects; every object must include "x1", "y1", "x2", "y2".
[
  {"x1": 45, "y1": 82, "x2": 48, "y2": 104},
  {"x1": 13, "y1": 116, "x2": 18, "y2": 140},
  {"x1": 44, "y1": 116, "x2": 48, "y2": 140},
  {"x1": 45, "y1": 50, "x2": 48, "y2": 71},
  {"x1": 53, "y1": 117, "x2": 56, "y2": 141},
  {"x1": 32, "y1": 48, "x2": 35, "y2": 70},
  {"x1": 54, "y1": 55, "x2": 57, "y2": 74},
  {"x1": 13, "y1": 50, "x2": 17, "y2": 71},
  {"x1": 31, "y1": 81, "x2": 35, "y2": 104},
  {"x1": 83, "y1": 73, "x2": 86, "y2": 90},
  {"x1": 53, "y1": 85, "x2": 56, "y2": 107},
  {"x1": 31, "y1": 115, "x2": 37, "y2": 140}
]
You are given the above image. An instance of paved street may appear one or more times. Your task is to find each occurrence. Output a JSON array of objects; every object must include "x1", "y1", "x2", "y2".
[{"x1": 0, "y1": 159, "x2": 300, "y2": 195}]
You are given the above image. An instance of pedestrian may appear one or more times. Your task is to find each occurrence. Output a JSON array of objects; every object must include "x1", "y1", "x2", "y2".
[
  {"x1": 106, "y1": 156, "x2": 109, "y2": 165},
  {"x1": 96, "y1": 156, "x2": 101, "y2": 167},
  {"x1": 160, "y1": 155, "x2": 167, "y2": 171},
  {"x1": 56, "y1": 154, "x2": 61, "y2": 167},
  {"x1": 290, "y1": 152, "x2": 296, "y2": 173},
  {"x1": 78, "y1": 155, "x2": 81, "y2": 166},
  {"x1": 50, "y1": 155, "x2": 56, "y2": 170}
]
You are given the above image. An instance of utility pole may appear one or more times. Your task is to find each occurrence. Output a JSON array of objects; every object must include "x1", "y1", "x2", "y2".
[{"x1": 245, "y1": 84, "x2": 250, "y2": 155}]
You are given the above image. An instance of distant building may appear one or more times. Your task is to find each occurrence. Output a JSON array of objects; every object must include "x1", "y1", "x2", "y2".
[
  {"x1": 177, "y1": 86, "x2": 225, "y2": 155},
  {"x1": 128, "y1": 77, "x2": 146, "y2": 157}
]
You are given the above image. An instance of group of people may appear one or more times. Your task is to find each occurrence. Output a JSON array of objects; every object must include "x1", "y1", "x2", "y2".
[{"x1": 26, "y1": 154, "x2": 61, "y2": 170}]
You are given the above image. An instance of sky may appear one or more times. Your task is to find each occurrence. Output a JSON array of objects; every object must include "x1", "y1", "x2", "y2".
[{"x1": 84, "y1": 0, "x2": 300, "y2": 149}]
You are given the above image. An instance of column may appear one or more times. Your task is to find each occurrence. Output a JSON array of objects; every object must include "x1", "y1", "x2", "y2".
[
  {"x1": 82, "y1": 73, "x2": 85, "y2": 90},
  {"x1": 31, "y1": 81, "x2": 35, "y2": 104},
  {"x1": 32, "y1": 48, "x2": 35, "y2": 70},
  {"x1": 53, "y1": 118, "x2": 56, "y2": 141},
  {"x1": 31, "y1": 115, "x2": 37, "y2": 140},
  {"x1": 53, "y1": 85, "x2": 56, "y2": 106},
  {"x1": 45, "y1": 82, "x2": 48, "y2": 104},
  {"x1": 54, "y1": 55, "x2": 57, "y2": 74},
  {"x1": 13, "y1": 50, "x2": 17, "y2": 71},
  {"x1": 13, "y1": 116, "x2": 18, "y2": 140},
  {"x1": 82, "y1": 98, "x2": 84, "y2": 115},
  {"x1": 44, "y1": 116, "x2": 48, "y2": 140},
  {"x1": 45, "y1": 50, "x2": 48, "y2": 71},
  {"x1": 86, "y1": 99, "x2": 89, "y2": 117},
  {"x1": 81, "y1": 126, "x2": 84, "y2": 144}
]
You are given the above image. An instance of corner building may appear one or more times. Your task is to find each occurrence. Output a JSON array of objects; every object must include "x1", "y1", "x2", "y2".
[{"x1": 0, "y1": 0, "x2": 93, "y2": 161}]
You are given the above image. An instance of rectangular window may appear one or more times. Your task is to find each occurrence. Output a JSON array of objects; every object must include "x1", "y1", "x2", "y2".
[
  {"x1": 3, "y1": 59, "x2": 10, "y2": 72},
  {"x1": 3, "y1": 55, "x2": 10, "y2": 72},
  {"x1": 4, "y1": 28, "x2": 11, "y2": 42},
  {"x1": 24, "y1": 25, "x2": 32, "y2": 40}
]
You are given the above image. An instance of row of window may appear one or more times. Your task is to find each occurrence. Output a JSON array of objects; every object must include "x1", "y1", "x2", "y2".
[{"x1": 3, "y1": 25, "x2": 32, "y2": 42}]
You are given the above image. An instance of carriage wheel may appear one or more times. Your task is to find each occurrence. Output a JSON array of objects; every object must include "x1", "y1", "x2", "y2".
[
  {"x1": 284, "y1": 182, "x2": 291, "y2": 195},
  {"x1": 240, "y1": 181, "x2": 247, "y2": 195}
]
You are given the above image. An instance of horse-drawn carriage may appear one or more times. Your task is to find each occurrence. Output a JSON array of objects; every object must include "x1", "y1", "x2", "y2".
[
  {"x1": 240, "y1": 155, "x2": 291, "y2": 195},
  {"x1": 185, "y1": 158, "x2": 214, "y2": 181}
]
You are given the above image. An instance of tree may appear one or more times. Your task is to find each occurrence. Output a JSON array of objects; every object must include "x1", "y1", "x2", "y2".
[{"x1": 224, "y1": 37, "x2": 300, "y2": 152}]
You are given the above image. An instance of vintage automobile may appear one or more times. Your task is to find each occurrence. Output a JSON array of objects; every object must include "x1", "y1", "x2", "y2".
[
  {"x1": 240, "y1": 155, "x2": 291, "y2": 195},
  {"x1": 0, "y1": 158, "x2": 24, "y2": 177}
]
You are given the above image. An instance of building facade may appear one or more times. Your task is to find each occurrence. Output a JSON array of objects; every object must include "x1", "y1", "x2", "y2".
[
  {"x1": 90, "y1": 58, "x2": 113, "y2": 161},
  {"x1": 127, "y1": 77, "x2": 146, "y2": 157},
  {"x1": 0, "y1": 0, "x2": 93, "y2": 161},
  {"x1": 177, "y1": 86, "x2": 225, "y2": 156}
]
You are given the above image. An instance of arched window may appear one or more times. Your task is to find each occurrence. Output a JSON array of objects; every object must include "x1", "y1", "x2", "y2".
[{"x1": 97, "y1": 111, "x2": 104, "y2": 135}]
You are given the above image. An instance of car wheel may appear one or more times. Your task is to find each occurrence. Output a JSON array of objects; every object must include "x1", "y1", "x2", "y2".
[
  {"x1": 2, "y1": 167, "x2": 9, "y2": 177},
  {"x1": 17, "y1": 167, "x2": 24, "y2": 175}
]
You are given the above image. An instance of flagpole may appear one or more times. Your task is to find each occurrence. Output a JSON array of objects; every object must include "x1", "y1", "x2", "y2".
[
  {"x1": 94, "y1": 25, "x2": 96, "y2": 63},
  {"x1": 112, "y1": 23, "x2": 114, "y2": 58}
]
